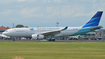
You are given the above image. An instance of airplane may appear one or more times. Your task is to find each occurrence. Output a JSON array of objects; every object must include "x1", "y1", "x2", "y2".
[{"x1": 2, "y1": 11, "x2": 103, "y2": 41}]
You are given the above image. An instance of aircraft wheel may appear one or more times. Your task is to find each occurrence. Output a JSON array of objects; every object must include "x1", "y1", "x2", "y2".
[
  {"x1": 13, "y1": 39, "x2": 15, "y2": 41},
  {"x1": 51, "y1": 39, "x2": 55, "y2": 41},
  {"x1": 48, "y1": 39, "x2": 52, "y2": 41},
  {"x1": 48, "y1": 39, "x2": 55, "y2": 41}
]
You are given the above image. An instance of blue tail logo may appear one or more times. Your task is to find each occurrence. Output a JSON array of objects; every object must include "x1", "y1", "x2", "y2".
[
  {"x1": 30, "y1": 28, "x2": 34, "y2": 31},
  {"x1": 82, "y1": 11, "x2": 103, "y2": 28}
]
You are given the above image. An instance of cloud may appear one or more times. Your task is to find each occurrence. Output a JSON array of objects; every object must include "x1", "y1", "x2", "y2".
[
  {"x1": 0, "y1": 0, "x2": 15, "y2": 3},
  {"x1": 0, "y1": 10, "x2": 13, "y2": 15},
  {"x1": 0, "y1": 0, "x2": 36, "y2": 3},
  {"x1": 46, "y1": 7, "x2": 53, "y2": 12},
  {"x1": 20, "y1": 7, "x2": 44, "y2": 18},
  {"x1": 54, "y1": 0, "x2": 63, "y2": 2},
  {"x1": 19, "y1": 3, "x2": 95, "y2": 19},
  {"x1": 20, "y1": 5, "x2": 75, "y2": 19},
  {"x1": 43, "y1": 0, "x2": 54, "y2": 3},
  {"x1": 74, "y1": 12, "x2": 94, "y2": 17},
  {"x1": 48, "y1": 1, "x2": 50, "y2": 3},
  {"x1": 17, "y1": 0, "x2": 26, "y2": 2}
]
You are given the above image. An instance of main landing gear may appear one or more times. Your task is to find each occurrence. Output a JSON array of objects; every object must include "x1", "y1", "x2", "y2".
[{"x1": 48, "y1": 39, "x2": 55, "y2": 41}]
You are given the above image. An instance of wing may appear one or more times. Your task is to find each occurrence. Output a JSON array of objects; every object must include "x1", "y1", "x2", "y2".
[{"x1": 37, "y1": 26, "x2": 68, "y2": 36}]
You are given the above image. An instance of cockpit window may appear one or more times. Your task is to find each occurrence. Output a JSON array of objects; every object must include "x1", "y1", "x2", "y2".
[{"x1": 5, "y1": 30, "x2": 8, "y2": 32}]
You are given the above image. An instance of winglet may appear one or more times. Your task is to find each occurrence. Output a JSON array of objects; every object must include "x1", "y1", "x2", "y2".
[{"x1": 62, "y1": 26, "x2": 68, "y2": 30}]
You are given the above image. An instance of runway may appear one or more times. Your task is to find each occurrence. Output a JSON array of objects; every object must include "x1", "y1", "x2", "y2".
[{"x1": 0, "y1": 39, "x2": 105, "y2": 42}]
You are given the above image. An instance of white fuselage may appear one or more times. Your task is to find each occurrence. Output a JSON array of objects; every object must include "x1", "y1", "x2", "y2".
[{"x1": 2, "y1": 27, "x2": 81, "y2": 37}]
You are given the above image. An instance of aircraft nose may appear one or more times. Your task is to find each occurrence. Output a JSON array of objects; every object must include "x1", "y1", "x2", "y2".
[
  {"x1": 2, "y1": 32, "x2": 5, "y2": 35},
  {"x1": 2, "y1": 32, "x2": 7, "y2": 35}
]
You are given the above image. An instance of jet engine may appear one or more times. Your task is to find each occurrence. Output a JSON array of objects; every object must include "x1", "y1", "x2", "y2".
[{"x1": 32, "y1": 34, "x2": 44, "y2": 39}]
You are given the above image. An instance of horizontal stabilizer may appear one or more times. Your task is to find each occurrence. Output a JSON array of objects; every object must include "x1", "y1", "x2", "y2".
[{"x1": 89, "y1": 26, "x2": 103, "y2": 31}]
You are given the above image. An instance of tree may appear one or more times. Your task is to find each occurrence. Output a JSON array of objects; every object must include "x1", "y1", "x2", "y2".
[{"x1": 15, "y1": 24, "x2": 24, "y2": 28}]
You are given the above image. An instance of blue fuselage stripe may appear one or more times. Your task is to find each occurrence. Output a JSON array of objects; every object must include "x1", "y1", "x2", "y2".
[{"x1": 70, "y1": 28, "x2": 91, "y2": 36}]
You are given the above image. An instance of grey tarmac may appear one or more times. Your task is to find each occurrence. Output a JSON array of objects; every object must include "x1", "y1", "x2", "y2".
[{"x1": 0, "y1": 39, "x2": 105, "y2": 42}]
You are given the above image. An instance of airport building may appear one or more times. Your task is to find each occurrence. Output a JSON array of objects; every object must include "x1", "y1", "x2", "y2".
[
  {"x1": 95, "y1": 29, "x2": 105, "y2": 39},
  {"x1": 71, "y1": 29, "x2": 105, "y2": 40}
]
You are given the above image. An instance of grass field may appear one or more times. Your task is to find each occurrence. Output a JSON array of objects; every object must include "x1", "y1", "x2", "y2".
[{"x1": 0, "y1": 42, "x2": 105, "y2": 59}]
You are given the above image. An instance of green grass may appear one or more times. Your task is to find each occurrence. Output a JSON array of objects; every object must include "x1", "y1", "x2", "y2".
[{"x1": 0, "y1": 42, "x2": 105, "y2": 59}]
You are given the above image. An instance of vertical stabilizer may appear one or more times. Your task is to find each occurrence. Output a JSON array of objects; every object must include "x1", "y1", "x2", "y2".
[{"x1": 82, "y1": 11, "x2": 103, "y2": 28}]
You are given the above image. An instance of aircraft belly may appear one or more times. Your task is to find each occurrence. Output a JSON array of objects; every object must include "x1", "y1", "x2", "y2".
[{"x1": 60, "y1": 30, "x2": 79, "y2": 36}]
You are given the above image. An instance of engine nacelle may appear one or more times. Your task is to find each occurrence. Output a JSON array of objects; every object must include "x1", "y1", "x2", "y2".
[{"x1": 32, "y1": 34, "x2": 44, "y2": 40}]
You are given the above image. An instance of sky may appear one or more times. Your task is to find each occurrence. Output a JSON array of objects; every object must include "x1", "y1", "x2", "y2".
[{"x1": 0, "y1": 0, "x2": 105, "y2": 28}]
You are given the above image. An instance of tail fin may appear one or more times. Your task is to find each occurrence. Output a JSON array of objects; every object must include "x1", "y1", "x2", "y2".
[{"x1": 82, "y1": 11, "x2": 103, "y2": 28}]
